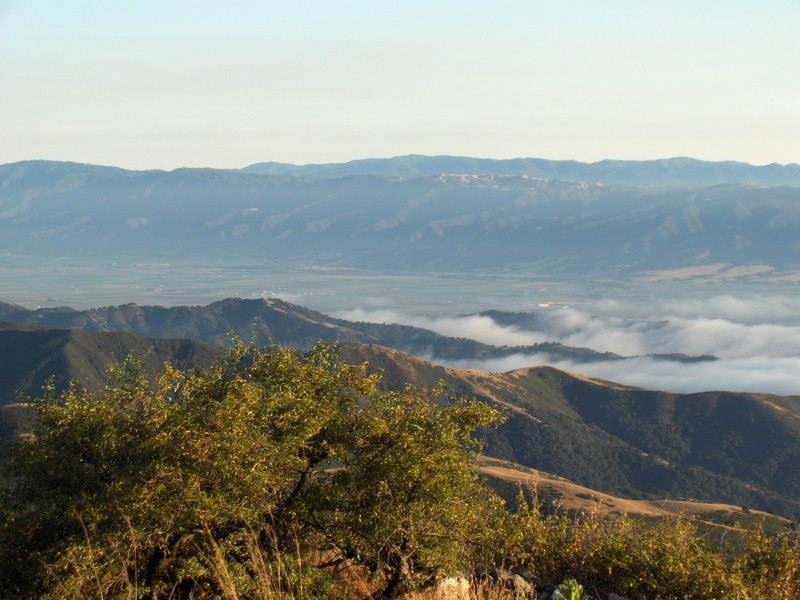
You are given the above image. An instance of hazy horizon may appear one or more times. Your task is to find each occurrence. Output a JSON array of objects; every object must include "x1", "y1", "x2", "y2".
[{"x1": 3, "y1": 153, "x2": 800, "y2": 172}]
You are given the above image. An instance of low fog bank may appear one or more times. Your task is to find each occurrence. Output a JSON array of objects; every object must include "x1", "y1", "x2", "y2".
[
  {"x1": 440, "y1": 354, "x2": 800, "y2": 396},
  {"x1": 335, "y1": 294, "x2": 800, "y2": 396}
]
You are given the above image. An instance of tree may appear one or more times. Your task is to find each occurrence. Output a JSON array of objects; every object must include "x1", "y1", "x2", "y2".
[
  {"x1": 315, "y1": 384, "x2": 501, "y2": 595},
  {"x1": 0, "y1": 342, "x2": 501, "y2": 598}
]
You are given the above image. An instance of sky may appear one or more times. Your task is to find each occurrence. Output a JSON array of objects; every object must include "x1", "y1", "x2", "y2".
[{"x1": 1, "y1": 1, "x2": 799, "y2": 170}]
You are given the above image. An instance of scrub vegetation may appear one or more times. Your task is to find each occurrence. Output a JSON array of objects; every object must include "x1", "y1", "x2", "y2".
[{"x1": 0, "y1": 343, "x2": 797, "y2": 599}]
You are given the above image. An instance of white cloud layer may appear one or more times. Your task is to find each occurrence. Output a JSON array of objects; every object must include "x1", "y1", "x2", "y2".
[
  {"x1": 337, "y1": 308, "x2": 545, "y2": 348},
  {"x1": 335, "y1": 294, "x2": 800, "y2": 396}
]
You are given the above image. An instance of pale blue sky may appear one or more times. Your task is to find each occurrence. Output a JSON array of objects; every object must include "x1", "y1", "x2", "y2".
[{"x1": 2, "y1": 1, "x2": 798, "y2": 169}]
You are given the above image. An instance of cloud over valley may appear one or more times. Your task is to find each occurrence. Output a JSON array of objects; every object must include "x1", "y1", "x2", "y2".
[{"x1": 335, "y1": 295, "x2": 800, "y2": 396}]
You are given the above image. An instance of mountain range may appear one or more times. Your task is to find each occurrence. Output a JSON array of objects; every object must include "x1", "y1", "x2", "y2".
[
  {"x1": 2, "y1": 157, "x2": 799, "y2": 281},
  {"x1": 243, "y1": 154, "x2": 800, "y2": 187},
  {"x1": 2, "y1": 154, "x2": 799, "y2": 521}
]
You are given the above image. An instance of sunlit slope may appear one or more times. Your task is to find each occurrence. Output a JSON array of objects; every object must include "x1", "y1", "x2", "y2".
[
  {"x1": 339, "y1": 344, "x2": 800, "y2": 520},
  {"x1": 476, "y1": 456, "x2": 792, "y2": 537}
]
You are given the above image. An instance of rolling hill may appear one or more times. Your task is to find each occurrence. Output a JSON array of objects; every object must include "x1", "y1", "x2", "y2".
[
  {"x1": 338, "y1": 343, "x2": 800, "y2": 520},
  {"x1": 0, "y1": 324, "x2": 218, "y2": 441},
  {"x1": 0, "y1": 298, "x2": 712, "y2": 366},
  {"x1": 0, "y1": 323, "x2": 218, "y2": 405},
  {"x1": 1, "y1": 322, "x2": 798, "y2": 520}
]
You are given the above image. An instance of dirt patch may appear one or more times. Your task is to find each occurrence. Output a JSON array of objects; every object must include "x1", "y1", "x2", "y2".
[{"x1": 476, "y1": 456, "x2": 787, "y2": 525}]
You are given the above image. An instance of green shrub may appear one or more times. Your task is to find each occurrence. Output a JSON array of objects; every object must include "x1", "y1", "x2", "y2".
[
  {"x1": 736, "y1": 525, "x2": 800, "y2": 598},
  {"x1": 0, "y1": 343, "x2": 502, "y2": 598},
  {"x1": 500, "y1": 487, "x2": 800, "y2": 599},
  {"x1": 560, "y1": 577, "x2": 587, "y2": 600}
]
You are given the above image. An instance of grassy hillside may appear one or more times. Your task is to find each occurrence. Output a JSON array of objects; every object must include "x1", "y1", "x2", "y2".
[
  {"x1": 2, "y1": 325, "x2": 799, "y2": 521},
  {"x1": 476, "y1": 456, "x2": 792, "y2": 540},
  {"x1": 1, "y1": 339, "x2": 797, "y2": 599},
  {"x1": 340, "y1": 344, "x2": 800, "y2": 520},
  {"x1": 0, "y1": 324, "x2": 218, "y2": 403},
  {"x1": 0, "y1": 325, "x2": 218, "y2": 441}
]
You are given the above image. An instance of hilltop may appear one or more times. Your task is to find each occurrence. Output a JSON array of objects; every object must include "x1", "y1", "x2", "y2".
[
  {"x1": 339, "y1": 343, "x2": 800, "y2": 520},
  {"x1": 0, "y1": 298, "x2": 710, "y2": 365},
  {"x1": 243, "y1": 154, "x2": 800, "y2": 187}
]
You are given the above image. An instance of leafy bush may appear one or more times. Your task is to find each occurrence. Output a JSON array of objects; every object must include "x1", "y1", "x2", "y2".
[
  {"x1": 560, "y1": 577, "x2": 587, "y2": 600},
  {"x1": 499, "y1": 485, "x2": 800, "y2": 599},
  {"x1": 0, "y1": 342, "x2": 501, "y2": 598},
  {"x1": 314, "y1": 383, "x2": 502, "y2": 594}
]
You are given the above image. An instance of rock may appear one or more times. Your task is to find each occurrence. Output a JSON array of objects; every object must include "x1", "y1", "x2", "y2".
[
  {"x1": 508, "y1": 573, "x2": 536, "y2": 599},
  {"x1": 536, "y1": 583, "x2": 557, "y2": 599},
  {"x1": 513, "y1": 567, "x2": 545, "y2": 589},
  {"x1": 483, "y1": 568, "x2": 537, "y2": 599},
  {"x1": 434, "y1": 576, "x2": 470, "y2": 600}
]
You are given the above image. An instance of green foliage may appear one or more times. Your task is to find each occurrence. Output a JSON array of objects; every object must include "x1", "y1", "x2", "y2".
[
  {"x1": 318, "y1": 385, "x2": 501, "y2": 594},
  {"x1": 497, "y1": 486, "x2": 800, "y2": 600},
  {"x1": 735, "y1": 525, "x2": 800, "y2": 598},
  {"x1": 560, "y1": 577, "x2": 587, "y2": 600},
  {"x1": 0, "y1": 342, "x2": 502, "y2": 598}
]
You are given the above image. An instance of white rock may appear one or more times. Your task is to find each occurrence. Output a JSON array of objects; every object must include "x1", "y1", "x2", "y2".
[{"x1": 435, "y1": 576, "x2": 471, "y2": 600}]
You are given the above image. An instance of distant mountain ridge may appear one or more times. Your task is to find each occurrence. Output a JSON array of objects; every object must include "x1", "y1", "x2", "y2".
[
  {"x1": 243, "y1": 154, "x2": 800, "y2": 187},
  {"x1": 2, "y1": 159, "x2": 800, "y2": 279}
]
